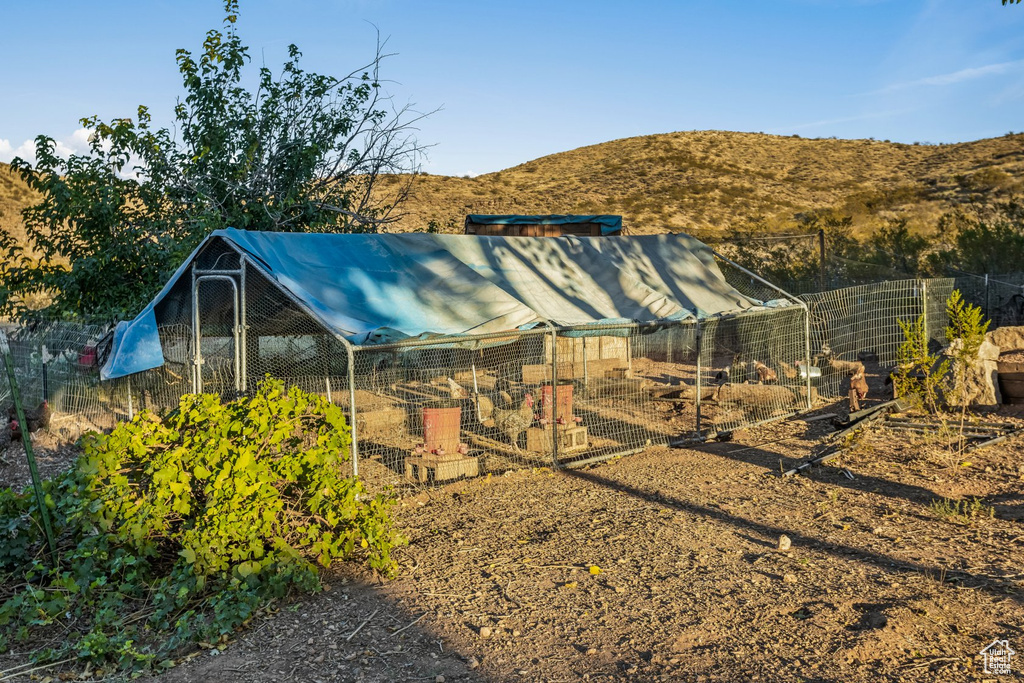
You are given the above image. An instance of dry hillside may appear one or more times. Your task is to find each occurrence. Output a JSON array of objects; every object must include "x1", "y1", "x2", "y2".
[
  {"x1": 0, "y1": 163, "x2": 38, "y2": 245},
  {"x1": 3, "y1": 130, "x2": 1023, "y2": 244},
  {"x1": 385, "y1": 130, "x2": 1024, "y2": 236}
]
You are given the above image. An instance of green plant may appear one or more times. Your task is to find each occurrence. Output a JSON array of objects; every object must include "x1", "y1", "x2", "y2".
[
  {"x1": 0, "y1": 379, "x2": 404, "y2": 672},
  {"x1": 944, "y1": 289, "x2": 991, "y2": 453},
  {"x1": 929, "y1": 497, "x2": 995, "y2": 524},
  {"x1": 1, "y1": 0, "x2": 424, "y2": 320},
  {"x1": 893, "y1": 314, "x2": 949, "y2": 413}
]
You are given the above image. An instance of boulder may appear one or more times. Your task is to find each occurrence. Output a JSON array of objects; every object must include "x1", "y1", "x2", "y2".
[
  {"x1": 987, "y1": 326, "x2": 1024, "y2": 353},
  {"x1": 946, "y1": 338, "x2": 1001, "y2": 408}
]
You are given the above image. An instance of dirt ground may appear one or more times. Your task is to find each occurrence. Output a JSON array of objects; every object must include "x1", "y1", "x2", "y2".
[
  {"x1": 146, "y1": 407, "x2": 1024, "y2": 683},
  {"x1": 3, "y1": 404, "x2": 1024, "y2": 682}
]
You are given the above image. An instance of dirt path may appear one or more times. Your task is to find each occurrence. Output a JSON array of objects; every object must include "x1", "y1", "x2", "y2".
[{"x1": 148, "y1": 411, "x2": 1024, "y2": 683}]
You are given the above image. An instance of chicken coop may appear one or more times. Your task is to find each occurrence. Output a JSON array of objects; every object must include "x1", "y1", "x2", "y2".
[
  {"x1": 0, "y1": 320, "x2": 128, "y2": 443},
  {"x1": 464, "y1": 214, "x2": 623, "y2": 237},
  {"x1": 101, "y1": 228, "x2": 817, "y2": 490}
]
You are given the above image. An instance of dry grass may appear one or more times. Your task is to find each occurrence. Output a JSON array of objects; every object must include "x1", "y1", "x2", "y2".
[
  {"x1": 390, "y1": 130, "x2": 1024, "y2": 236},
  {"x1": 3, "y1": 130, "x2": 1023, "y2": 247},
  {"x1": 0, "y1": 164, "x2": 38, "y2": 245}
]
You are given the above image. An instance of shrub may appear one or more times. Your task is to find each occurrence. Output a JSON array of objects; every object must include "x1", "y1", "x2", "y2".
[
  {"x1": 0, "y1": 379, "x2": 403, "y2": 671},
  {"x1": 893, "y1": 314, "x2": 948, "y2": 413}
]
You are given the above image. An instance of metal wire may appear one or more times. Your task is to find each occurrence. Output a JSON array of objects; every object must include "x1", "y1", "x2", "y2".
[{"x1": 4, "y1": 269, "x2": 1015, "y2": 495}]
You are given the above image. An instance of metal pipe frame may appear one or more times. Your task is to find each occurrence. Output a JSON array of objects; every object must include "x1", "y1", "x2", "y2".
[
  {"x1": 547, "y1": 321, "x2": 560, "y2": 469},
  {"x1": 694, "y1": 319, "x2": 703, "y2": 436},
  {"x1": 192, "y1": 274, "x2": 241, "y2": 395},
  {"x1": 711, "y1": 249, "x2": 814, "y2": 411},
  {"x1": 239, "y1": 257, "x2": 248, "y2": 393}
]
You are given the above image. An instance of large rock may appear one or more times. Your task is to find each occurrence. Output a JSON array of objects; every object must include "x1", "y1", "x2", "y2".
[
  {"x1": 946, "y1": 338, "x2": 1001, "y2": 408},
  {"x1": 987, "y1": 326, "x2": 1024, "y2": 352}
]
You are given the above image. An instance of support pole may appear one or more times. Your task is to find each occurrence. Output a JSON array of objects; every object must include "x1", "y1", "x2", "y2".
[
  {"x1": 921, "y1": 279, "x2": 929, "y2": 341},
  {"x1": 3, "y1": 352, "x2": 58, "y2": 560},
  {"x1": 984, "y1": 274, "x2": 990, "y2": 320},
  {"x1": 325, "y1": 376, "x2": 333, "y2": 404},
  {"x1": 582, "y1": 337, "x2": 589, "y2": 390},
  {"x1": 240, "y1": 256, "x2": 248, "y2": 393},
  {"x1": 346, "y1": 344, "x2": 359, "y2": 478},
  {"x1": 191, "y1": 267, "x2": 200, "y2": 394},
  {"x1": 818, "y1": 229, "x2": 826, "y2": 292},
  {"x1": 695, "y1": 320, "x2": 703, "y2": 438},
  {"x1": 471, "y1": 361, "x2": 483, "y2": 422},
  {"x1": 804, "y1": 307, "x2": 813, "y2": 411},
  {"x1": 127, "y1": 375, "x2": 134, "y2": 420},
  {"x1": 549, "y1": 324, "x2": 560, "y2": 469}
]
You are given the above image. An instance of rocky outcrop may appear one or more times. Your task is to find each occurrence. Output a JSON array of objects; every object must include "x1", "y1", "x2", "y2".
[
  {"x1": 987, "y1": 326, "x2": 1024, "y2": 353},
  {"x1": 946, "y1": 338, "x2": 1001, "y2": 408}
]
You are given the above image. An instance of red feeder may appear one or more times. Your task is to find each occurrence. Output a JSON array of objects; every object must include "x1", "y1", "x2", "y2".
[
  {"x1": 422, "y1": 403, "x2": 462, "y2": 456},
  {"x1": 540, "y1": 383, "x2": 574, "y2": 423}
]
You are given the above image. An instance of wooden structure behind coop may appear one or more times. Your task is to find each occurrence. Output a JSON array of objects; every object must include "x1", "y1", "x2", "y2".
[{"x1": 464, "y1": 214, "x2": 623, "y2": 237}]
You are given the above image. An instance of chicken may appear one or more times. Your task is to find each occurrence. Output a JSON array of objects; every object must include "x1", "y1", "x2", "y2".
[
  {"x1": 9, "y1": 401, "x2": 51, "y2": 440},
  {"x1": 820, "y1": 345, "x2": 865, "y2": 377},
  {"x1": 446, "y1": 377, "x2": 468, "y2": 400},
  {"x1": 849, "y1": 368, "x2": 869, "y2": 411},
  {"x1": 486, "y1": 393, "x2": 535, "y2": 451},
  {"x1": 753, "y1": 361, "x2": 777, "y2": 384},
  {"x1": 820, "y1": 344, "x2": 870, "y2": 409},
  {"x1": 778, "y1": 360, "x2": 799, "y2": 380}
]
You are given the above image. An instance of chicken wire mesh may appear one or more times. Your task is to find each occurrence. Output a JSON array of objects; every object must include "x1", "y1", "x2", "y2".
[
  {"x1": 348, "y1": 321, "x2": 706, "y2": 493},
  {"x1": 4, "y1": 263, "x2": 1013, "y2": 496},
  {"x1": 798, "y1": 279, "x2": 955, "y2": 400},
  {"x1": 698, "y1": 306, "x2": 813, "y2": 436},
  {"x1": 0, "y1": 319, "x2": 131, "y2": 445},
  {"x1": 953, "y1": 272, "x2": 1024, "y2": 328}
]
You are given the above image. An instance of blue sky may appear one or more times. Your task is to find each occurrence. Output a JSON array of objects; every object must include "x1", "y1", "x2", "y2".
[{"x1": 1, "y1": 1, "x2": 1022, "y2": 176}]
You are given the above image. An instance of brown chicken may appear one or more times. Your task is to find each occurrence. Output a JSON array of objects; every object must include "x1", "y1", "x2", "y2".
[
  {"x1": 479, "y1": 392, "x2": 535, "y2": 450},
  {"x1": 9, "y1": 401, "x2": 51, "y2": 440},
  {"x1": 849, "y1": 368, "x2": 869, "y2": 411},
  {"x1": 821, "y1": 346, "x2": 869, "y2": 410},
  {"x1": 753, "y1": 361, "x2": 777, "y2": 384}
]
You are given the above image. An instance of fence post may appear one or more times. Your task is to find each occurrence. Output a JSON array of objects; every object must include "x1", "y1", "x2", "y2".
[
  {"x1": 818, "y1": 228, "x2": 826, "y2": 292},
  {"x1": 3, "y1": 352, "x2": 58, "y2": 560},
  {"x1": 985, "y1": 274, "x2": 990, "y2": 319},
  {"x1": 127, "y1": 375, "x2": 134, "y2": 421},
  {"x1": 549, "y1": 325, "x2": 560, "y2": 469},
  {"x1": 344, "y1": 343, "x2": 359, "y2": 479},
  {"x1": 694, "y1": 320, "x2": 703, "y2": 438},
  {"x1": 803, "y1": 305, "x2": 813, "y2": 410},
  {"x1": 920, "y1": 279, "x2": 929, "y2": 341}
]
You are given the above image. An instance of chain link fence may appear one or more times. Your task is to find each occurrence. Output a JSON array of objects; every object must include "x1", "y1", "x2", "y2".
[
  {"x1": 2, "y1": 266, "x2": 1018, "y2": 494},
  {"x1": 0, "y1": 320, "x2": 132, "y2": 444}
]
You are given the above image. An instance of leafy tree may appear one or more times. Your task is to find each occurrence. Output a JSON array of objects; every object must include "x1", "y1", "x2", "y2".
[
  {"x1": 866, "y1": 218, "x2": 929, "y2": 276},
  {"x1": 928, "y1": 200, "x2": 1024, "y2": 275},
  {"x1": 2, "y1": 0, "x2": 425, "y2": 320}
]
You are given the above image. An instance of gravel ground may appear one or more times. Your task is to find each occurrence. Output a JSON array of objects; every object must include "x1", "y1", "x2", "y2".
[
  {"x1": 151, "y1": 410, "x2": 1024, "y2": 683},
  {"x1": 2, "y1": 406, "x2": 1023, "y2": 682}
]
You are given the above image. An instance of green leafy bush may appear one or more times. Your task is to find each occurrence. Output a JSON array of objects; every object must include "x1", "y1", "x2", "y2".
[
  {"x1": 893, "y1": 314, "x2": 949, "y2": 413},
  {"x1": 0, "y1": 379, "x2": 403, "y2": 671}
]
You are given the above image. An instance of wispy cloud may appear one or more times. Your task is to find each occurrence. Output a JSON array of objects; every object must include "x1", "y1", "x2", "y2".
[
  {"x1": 871, "y1": 60, "x2": 1024, "y2": 94},
  {"x1": 771, "y1": 108, "x2": 915, "y2": 134}
]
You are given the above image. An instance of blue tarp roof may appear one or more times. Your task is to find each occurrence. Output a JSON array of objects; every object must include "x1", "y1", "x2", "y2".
[
  {"x1": 465, "y1": 214, "x2": 622, "y2": 235},
  {"x1": 101, "y1": 229, "x2": 761, "y2": 379}
]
